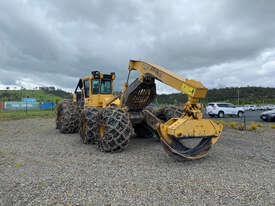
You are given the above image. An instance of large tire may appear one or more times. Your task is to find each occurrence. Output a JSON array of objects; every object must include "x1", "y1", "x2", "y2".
[
  {"x1": 79, "y1": 107, "x2": 102, "y2": 144},
  {"x1": 144, "y1": 105, "x2": 156, "y2": 114},
  {"x1": 134, "y1": 123, "x2": 158, "y2": 139},
  {"x1": 141, "y1": 105, "x2": 161, "y2": 140},
  {"x1": 56, "y1": 100, "x2": 79, "y2": 133},
  {"x1": 97, "y1": 107, "x2": 134, "y2": 152},
  {"x1": 156, "y1": 105, "x2": 184, "y2": 122}
]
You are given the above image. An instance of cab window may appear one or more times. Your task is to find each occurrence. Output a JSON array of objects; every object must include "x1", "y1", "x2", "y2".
[
  {"x1": 92, "y1": 79, "x2": 100, "y2": 94},
  {"x1": 100, "y1": 80, "x2": 112, "y2": 94},
  {"x1": 83, "y1": 79, "x2": 90, "y2": 97}
]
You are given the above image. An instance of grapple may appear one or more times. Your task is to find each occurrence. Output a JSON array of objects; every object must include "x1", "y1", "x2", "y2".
[{"x1": 144, "y1": 109, "x2": 223, "y2": 161}]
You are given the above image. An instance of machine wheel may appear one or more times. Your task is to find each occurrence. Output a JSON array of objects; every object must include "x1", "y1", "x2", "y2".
[
  {"x1": 97, "y1": 107, "x2": 134, "y2": 152},
  {"x1": 144, "y1": 105, "x2": 162, "y2": 120},
  {"x1": 79, "y1": 107, "x2": 102, "y2": 144},
  {"x1": 156, "y1": 105, "x2": 184, "y2": 122},
  {"x1": 139, "y1": 105, "x2": 161, "y2": 140},
  {"x1": 218, "y1": 111, "x2": 224, "y2": 118},
  {"x1": 144, "y1": 105, "x2": 155, "y2": 114},
  {"x1": 56, "y1": 99, "x2": 79, "y2": 133},
  {"x1": 238, "y1": 111, "x2": 244, "y2": 118},
  {"x1": 134, "y1": 124, "x2": 159, "y2": 140}
]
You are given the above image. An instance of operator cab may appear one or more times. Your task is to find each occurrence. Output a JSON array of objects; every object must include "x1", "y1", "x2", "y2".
[
  {"x1": 73, "y1": 71, "x2": 116, "y2": 107},
  {"x1": 90, "y1": 71, "x2": 114, "y2": 95}
]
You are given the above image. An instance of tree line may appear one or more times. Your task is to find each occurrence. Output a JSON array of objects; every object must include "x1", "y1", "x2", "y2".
[
  {"x1": 1, "y1": 86, "x2": 274, "y2": 106},
  {"x1": 155, "y1": 87, "x2": 275, "y2": 105}
]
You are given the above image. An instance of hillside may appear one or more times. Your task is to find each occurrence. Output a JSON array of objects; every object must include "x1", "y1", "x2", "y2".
[
  {"x1": 0, "y1": 89, "x2": 72, "y2": 103},
  {"x1": 155, "y1": 87, "x2": 275, "y2": 105}
]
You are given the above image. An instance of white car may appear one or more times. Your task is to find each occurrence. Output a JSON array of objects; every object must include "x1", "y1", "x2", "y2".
[
  {"x1": 244, "y1": 105, "x2": 256, "y2": 111},
  {"x1": 206, "y1": 102, "x2": 245, "y2": 118},
  {"x1": 266, "y1": 105, "x2": 275, "y2": 110}
]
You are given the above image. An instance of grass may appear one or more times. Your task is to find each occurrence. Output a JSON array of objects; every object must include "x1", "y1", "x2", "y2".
[
  {"x1": 256, "y1": 122, "x2": 263, "y2": 127},
  {"x1": 14, "y1": 162, "x2": 23, "y2": 167},
  {"x1": 229, "y1": 121, "x2": 237, "y2": 128},
  {"x1": 249, "y1": 122, "x2": 257, "y2": 131},
  {"x1": 0, "y1": 151, "x2": 6, "y2": 155},
  {"x1": 0, "y1": 110, "x2": 56, "y2": 121},
  {"x1": 38, "y1": 182, "x2": 47, "y2": 187},
  {"x1": 238, "y1": 122, "x2": 246, "y2": 131},
  {"x1": 217, "y1": 120, "x2": 225, "y2": 126},
  {"x1": 270, "y1": 124, "x2": 275, "y2": 129}
]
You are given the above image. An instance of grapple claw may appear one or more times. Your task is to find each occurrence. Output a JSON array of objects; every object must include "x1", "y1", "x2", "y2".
[
  {"x1": 143, "y1": 107, "x2": 223, "y2": 161},
  {"x1": 160, "y1": 136, "x2": 213, "y2": 160},
  {"x1": 159, "y1": 118, "x2": 223, "y2": 160}
]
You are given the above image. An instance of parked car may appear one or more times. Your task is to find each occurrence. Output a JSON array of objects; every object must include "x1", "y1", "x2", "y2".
[
  {"x1": 267, "y1": 105, "x2": 275, "y2": 110},
  {"x1": 244, "y1": 105, "x2": 256, "y2": 111},
  {"x1": 261, "y1": 105, "x2": 269, "y2": 110},
  {"x1": 256, "y1": 105, "x2": 265, "y2": 110},
  {"x1": 260, "y1": 109, "x2": 275, "y2": 122},
  {"x1": 206, "y1": 102, "x2": 245, "y2": 118}
]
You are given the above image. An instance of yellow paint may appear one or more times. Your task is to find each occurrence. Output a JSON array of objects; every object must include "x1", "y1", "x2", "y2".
[{"x1": 99, "y1": 125, "x2": 104, "y2": 139}]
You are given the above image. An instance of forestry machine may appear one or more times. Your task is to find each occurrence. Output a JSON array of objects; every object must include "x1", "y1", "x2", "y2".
[{"x1": 56, "y1": 60, "x2": 223, "y2": 160}]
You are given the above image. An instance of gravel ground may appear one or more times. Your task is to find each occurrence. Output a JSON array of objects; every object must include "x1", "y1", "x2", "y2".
[{"x1": 0, "y1": 118, "x2": 275, "y2": 206}]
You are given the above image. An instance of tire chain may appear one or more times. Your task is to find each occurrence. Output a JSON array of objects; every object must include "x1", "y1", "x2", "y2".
[
  {"x1": 56, "y1": 99, "x2": 80, "y2": 134},
  {"x1": 157, "y1": 105, "x2": 184, "y2": 122},
  {"x1": 79, "y1": 107, "x2": 102, "y2": 144},
  {"x1": 97, "y1": 107, "x2": 134, "y2": 152}
]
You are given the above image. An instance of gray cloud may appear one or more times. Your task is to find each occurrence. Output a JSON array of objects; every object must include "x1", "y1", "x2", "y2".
[{"x1": 0, "y1": 0, "x2": 275, "y2": 92}]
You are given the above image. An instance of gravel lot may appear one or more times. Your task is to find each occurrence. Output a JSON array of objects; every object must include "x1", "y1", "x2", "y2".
[{"x1": 0, "y1": 118, "x2": 275, "y2": 206}]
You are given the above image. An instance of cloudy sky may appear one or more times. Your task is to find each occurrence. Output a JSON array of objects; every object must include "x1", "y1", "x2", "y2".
[{"x1": 0, "y1": 0, "x2": 275, "y2": 93}]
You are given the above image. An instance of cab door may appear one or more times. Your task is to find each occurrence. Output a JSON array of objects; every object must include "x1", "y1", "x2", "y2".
[{"x1": 83, "y1": 79, "x2": 90, "y2": 106}]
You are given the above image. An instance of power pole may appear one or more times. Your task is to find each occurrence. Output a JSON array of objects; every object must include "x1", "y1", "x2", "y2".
[{"x1": 237, "y1": 88, "x2": 240, "y2": 106}]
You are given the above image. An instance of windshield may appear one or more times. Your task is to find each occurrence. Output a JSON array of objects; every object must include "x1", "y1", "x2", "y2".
[
  {"x1": 100, "y1": 80, "x2": 112, "y2": 94},
  {"x1": 92, "y1": 79, "x2": 100, "y2": 94}
]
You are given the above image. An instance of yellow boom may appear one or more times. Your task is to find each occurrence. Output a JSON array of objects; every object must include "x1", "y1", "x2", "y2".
[{"x1": 128, "y1": 60, "x2": 207, "y2": 104}]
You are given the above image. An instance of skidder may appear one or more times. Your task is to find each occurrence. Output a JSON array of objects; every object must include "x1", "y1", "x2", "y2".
[{"x1": 56, "y1": 60, "x2": 223, "y2": 161}]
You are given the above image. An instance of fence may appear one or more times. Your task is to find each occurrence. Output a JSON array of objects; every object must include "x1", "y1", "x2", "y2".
[
  {"x1": 3, "y1": 101, "x2": 55, "y2": 111},
  {"x1": 40, "y1": 102, "x2": 55, "y2": 110},
  {"x1": 4, "y1": 102, "x2": 39, "y2": 111}
]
